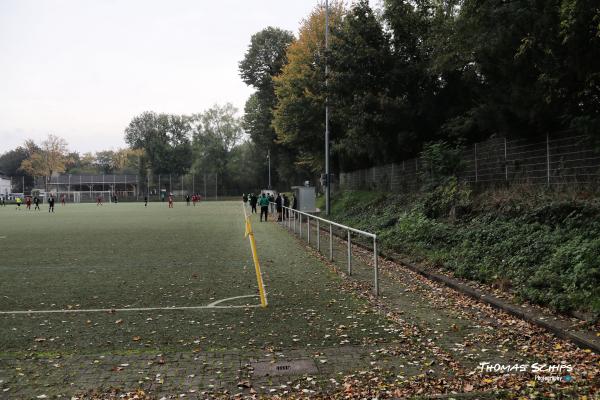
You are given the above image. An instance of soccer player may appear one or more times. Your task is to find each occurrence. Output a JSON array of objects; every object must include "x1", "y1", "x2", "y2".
[
  {"x1": 96, "y1": 195, "x2": 103, "y2": 206},
  {"x1": 144, "y1": 195, "x2": 148, "y2": 207},
  {"x1": 34, "y1": 196, "x2": 40, "y2": 210},
  {"x1": 15, "y1": 196, "x2": 22, "y2": 210},
  {"x1": 249, "y1": 193, "x2": 257, "y2": 214},
  {"x1": 25, "y1": 196, "x2": 32, "y2": 210},
  {"x1": 168, "y1": 194, "x2": 173, "y2": 208},
  {"x1": 186, "y1": 194, "x2": 190, "y2": 206},
  {"x1": 48, "y1": 195, "x2": 55, "y2": 213},
  {"x1": 61, "y1": 194, "x2": 66, "y2": 206}
]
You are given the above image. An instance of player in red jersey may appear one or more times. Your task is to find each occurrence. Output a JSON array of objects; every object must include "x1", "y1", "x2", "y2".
[
  {"x1": 168, "y1": 194, "x2": 174, "y2": 208},
  {"x1": 96, "y1": 195, "x2": 103, "y2": 206}
]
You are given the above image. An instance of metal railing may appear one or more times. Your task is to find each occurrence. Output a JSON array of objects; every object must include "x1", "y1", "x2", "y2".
[{"x1": 271, "y1": 203, "x2": 380, "y2": 296}]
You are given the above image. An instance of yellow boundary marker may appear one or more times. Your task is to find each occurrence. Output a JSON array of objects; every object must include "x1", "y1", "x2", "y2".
[{"x1": 243, "y1": 203, "x2": 268, "y2": 307}]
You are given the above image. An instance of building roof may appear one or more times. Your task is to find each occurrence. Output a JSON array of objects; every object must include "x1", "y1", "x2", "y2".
[{"x1": 43, "y1": 174, "x2": 139, "y2": 184}]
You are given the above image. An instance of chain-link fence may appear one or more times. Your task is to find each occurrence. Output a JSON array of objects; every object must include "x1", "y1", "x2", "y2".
[
  {"x1": 16, "y1": 173, "x2": 243, "y2": 202},
  {"x1": 141, "y1": 173, "x2": 231, "y2": 201},
  {"x1": 340, "y1": 132, "x2": 600, "y2": 192}
]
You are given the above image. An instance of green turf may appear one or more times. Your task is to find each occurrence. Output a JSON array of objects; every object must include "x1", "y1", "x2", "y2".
[{"x1": 0, "y1": 201, "x2": 397, "y2": 355}]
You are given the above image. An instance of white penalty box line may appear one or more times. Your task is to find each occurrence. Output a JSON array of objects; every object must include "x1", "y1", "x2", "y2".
[{"x1": 0, "y1": 295, "x2": 262, "y2": 315}]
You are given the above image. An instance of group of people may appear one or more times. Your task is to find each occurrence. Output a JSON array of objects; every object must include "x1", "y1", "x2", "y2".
[
  {"x1": 185, "y1": 194, "x2": 202, "y2": 206},
  {"x1": 242, "y1": 192, "x2": 295, "y2": 222},
  {"x1": 12, "y1": 195, "x2": 55, "y2": 212},
  {"x1": 141, "y1": 193, "x2": 203, "y2": 207}
]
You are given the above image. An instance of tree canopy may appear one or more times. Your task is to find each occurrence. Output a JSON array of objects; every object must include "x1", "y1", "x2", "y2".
[
  {"x1": 241, "y1": 0, "x2": 600, "y2": 176},
  {"x1": 124, "y1": 112, "x2": 192, "y2": 175}
]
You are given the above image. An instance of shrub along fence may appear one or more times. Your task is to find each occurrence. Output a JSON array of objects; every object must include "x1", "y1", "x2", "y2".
[{"x1": 340, "y1": 132, "x2": 600, "y2": 192}]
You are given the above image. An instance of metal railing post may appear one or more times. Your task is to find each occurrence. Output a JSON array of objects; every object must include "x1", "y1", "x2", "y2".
[
  {"x1": 272, "y1": 205, "x2": 378, "y2": 294},
  {"x1": 317, "y1": 219, "x2": 320, "y2": 252},
  {"x1": 329, "y1": 223, "x2": 333, "y2": 261},
  {"x1": 373, "y1": 236, "x2": 379, "y2": 296},
  {"x1": 347, "y1": 230, "x2": 352, "y2": 275}
]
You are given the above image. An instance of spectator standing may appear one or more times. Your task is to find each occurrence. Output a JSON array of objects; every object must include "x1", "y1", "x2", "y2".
[
  {"x1": 283, "y1": 194, "x2": 290, "y2": 218},
  {"x1": 275, "y1": 194, "x2": 282, "y2": 221},
  {"x1": 269, "y1": 194, "x2": 275, "y2": 214},
  {"x1": 259, "y1": 193, "x2": 269, "y2": 222}
]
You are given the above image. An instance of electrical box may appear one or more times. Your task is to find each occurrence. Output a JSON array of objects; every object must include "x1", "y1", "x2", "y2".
[{"x1": 291, "y1": 186, "x2": 316, "y2": 212}]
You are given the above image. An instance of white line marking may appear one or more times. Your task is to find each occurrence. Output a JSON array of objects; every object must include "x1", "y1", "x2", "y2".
[
  {"x1": 206, "y1": 294, "x2": 259, "y2": 307},
  {"x1": 0, "y1": 295, "x2": 262, "y2": 315}
]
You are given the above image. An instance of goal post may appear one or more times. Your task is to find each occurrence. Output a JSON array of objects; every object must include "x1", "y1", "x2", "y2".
[{"x1": 55, "y1": 191, "x2": 113, "y2": 203}]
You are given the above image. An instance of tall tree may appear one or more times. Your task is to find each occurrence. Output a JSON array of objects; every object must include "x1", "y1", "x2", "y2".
[
  {"x1": 239, "y1": 27, "x2": 295, "y2": 187},
  {"x1": 449, "y1": 0, "x2": 599, "y2": 138},
  {"x1": 95, "y1": 150, "x2": 115, "y2": 174},
  {"x1": 124, "y1": 112, "x2": 192, "y2": 175},
  {"x1": 19, "y1": 135, "x2": 69, "y2": 178},
  {"x1": 273, "y1": 2, "x2": 345, "y2": 173},
  {"x1": 19, "y1": 135, "x2": 70, "y2": 191},
  {"x1": 192, "y1": 103, "x2": 243, "y2": 179},
  {"x1": 328, "y1": 0, "x2": 398, "y2": 170},
  {"x1": 0, "y1": 146, "x2": 31, "y2": 176},
  {"x1": 239, "y1": 27, "x2": 295, "y2": 92}
]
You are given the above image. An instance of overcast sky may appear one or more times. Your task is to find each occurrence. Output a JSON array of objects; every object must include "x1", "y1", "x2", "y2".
[{"x1": 0, "y1": 0, "x2": 352, "y2": 154}]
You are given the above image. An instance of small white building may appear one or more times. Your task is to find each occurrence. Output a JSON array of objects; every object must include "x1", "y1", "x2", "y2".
[{"x1": 0, "y1": 176, "x2": 11, "y2": 198}]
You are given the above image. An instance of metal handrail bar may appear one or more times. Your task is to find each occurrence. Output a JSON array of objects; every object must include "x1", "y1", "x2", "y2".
[{"x1": 270, "y1": 201, "x2": 379, "y2": 295}]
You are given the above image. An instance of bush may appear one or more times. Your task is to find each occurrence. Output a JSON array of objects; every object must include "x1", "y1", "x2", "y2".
[{"x1": 329, "y1": 188, "x2": 600, "y2": 316}]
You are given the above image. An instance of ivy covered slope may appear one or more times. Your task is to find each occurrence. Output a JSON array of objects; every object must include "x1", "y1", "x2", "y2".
[{"x1": 323, "y1": 186, "x2": 600, "y2": 316}]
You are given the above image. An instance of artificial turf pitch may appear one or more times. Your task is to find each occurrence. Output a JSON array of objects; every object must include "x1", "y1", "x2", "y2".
[{"x1": 0, "y1": 201, "x2": 395, "y2": 356}]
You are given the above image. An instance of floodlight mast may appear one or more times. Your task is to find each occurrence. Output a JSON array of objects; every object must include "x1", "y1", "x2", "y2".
[
  {"x1": 267, "y1": 149, "x2": 271, "y2": 189},
  {"x1": 325, "y1": 0, "x2": 331, "y2": 215}
]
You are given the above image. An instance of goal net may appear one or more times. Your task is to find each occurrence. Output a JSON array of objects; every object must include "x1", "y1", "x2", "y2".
[{"x1": 54, "y1": 191, "x2": 113, "y2": 203}]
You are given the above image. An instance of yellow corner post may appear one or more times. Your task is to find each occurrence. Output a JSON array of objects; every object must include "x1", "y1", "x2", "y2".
[{"x1": 243, "y1": 206, "x2": 268, "y2": 307}]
